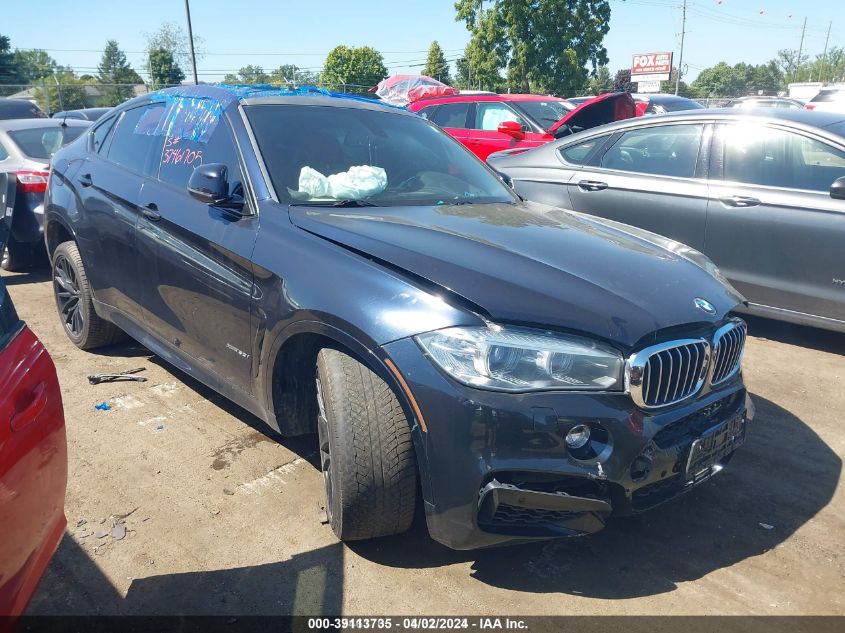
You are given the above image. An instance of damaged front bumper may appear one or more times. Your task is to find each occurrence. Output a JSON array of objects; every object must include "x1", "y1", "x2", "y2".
[{"x1": 382, "y1": 337, "x2": 754, "y2": 550}]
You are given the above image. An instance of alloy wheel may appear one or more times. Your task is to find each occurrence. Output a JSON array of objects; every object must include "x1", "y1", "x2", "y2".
[{"x1": 53, "y1": 255, "x2": 83, "y2": 337}]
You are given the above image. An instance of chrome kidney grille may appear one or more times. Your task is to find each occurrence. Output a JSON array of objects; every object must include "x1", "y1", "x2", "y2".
[
  {"x1": 626, "y1": 319, "x2": 746, "y2": 410},
  {"x1": 628, "y1": 340, "x2": 710, "y2": 408},
  {"x1": 710, "y1": 320, "x2": 747, "y2": 385}
]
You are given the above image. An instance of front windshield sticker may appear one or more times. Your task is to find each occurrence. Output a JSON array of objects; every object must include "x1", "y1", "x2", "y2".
[{"x1": 134, "y1": 83, "x2": 405, "y2": 143}]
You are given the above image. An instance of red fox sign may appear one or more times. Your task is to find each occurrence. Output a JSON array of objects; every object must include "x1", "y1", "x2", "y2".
[{"x1": 631, "y1": 52, "x2": 673, "y2": 76}]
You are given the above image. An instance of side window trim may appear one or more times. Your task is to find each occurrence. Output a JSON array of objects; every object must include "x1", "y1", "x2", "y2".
[
  {"x1": 584, "y1": 132, "x2": 622, "y2": 167},
  {"x1": 91, "y1": 112, "x2": 120, "y2": 156},
  {"x1": 694, "y1": 123, "x2": 715, "y2": 180}
]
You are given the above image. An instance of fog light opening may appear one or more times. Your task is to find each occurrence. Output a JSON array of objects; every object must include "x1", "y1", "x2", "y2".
[{"x1": 565, "y1": 424, "x2": 591, "y2": 450}]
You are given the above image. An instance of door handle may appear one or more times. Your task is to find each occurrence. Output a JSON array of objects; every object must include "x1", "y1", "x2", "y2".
[
  {"x1": 577, "y1": 180, "x2": 608, "y2": 192},
  {"x1": 141, "y1": 203, "x2": 161, "y2": 221},
  {"x1": 719, "y1": 195, "x2": 761, "y2": 208},
  {"x1": 79, "y1": 173, "x2": 93, "y2": 187},
  {"x1": 10, "y1": 382, "x2": 47, "y2": 432}
]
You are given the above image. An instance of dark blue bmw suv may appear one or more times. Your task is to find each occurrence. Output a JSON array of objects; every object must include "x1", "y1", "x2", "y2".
[{"x1": 44, "y1": 85, "x2": 753, "y2": 549}]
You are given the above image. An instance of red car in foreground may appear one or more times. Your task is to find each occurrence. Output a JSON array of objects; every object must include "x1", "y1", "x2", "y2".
[
  {"x1": 408, "y1": 92, "x2": 635, "y2": 161},
  {"x1": 0, "y1": 186, "x2": 67, "y2": 615}
]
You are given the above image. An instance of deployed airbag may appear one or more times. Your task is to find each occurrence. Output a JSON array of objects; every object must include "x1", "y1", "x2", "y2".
[{"x1": 297, "y1": 165, "x2": 387, "y2": 200}]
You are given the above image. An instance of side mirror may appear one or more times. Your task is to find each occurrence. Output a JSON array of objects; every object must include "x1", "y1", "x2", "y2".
[
  {"x1": 497, "y1": 120, "x2": 525, "y2": 139},
  {"x1": 831, "y1": 176, "x2": 845, "y2": 200},
  {"x1": 187, "y1": 163, "x2": 244, "y2": 210}
]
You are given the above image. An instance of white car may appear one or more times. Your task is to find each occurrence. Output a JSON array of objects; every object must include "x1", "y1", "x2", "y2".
[
  {"x1": 806, "y1": 88, "x2": 845, "y2": 114},
  {"x1": 0, "y1": 118, "x2": 90, "y2": 270}
]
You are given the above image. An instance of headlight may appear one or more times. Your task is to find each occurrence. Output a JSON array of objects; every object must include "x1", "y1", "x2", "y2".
[{"x1": 415, "y1": 325, "x2": 623, "y2": 392}]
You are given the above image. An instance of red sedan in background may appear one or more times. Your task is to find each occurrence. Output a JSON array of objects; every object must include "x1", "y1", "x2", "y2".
[
  {"x1": 408, "y1": 92, "x2": 635, "y2": 161},
  {"x1": 0, "y1": 176, "x2": 67, "y2": 616}
]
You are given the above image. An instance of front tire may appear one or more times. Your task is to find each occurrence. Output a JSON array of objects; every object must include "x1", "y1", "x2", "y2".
[
  {"x1": 315, "y1": 348, "x2": 417, "y2": 541},
  {"x1": 51, "y1": 241, "x2": 126, "y2": 349}
]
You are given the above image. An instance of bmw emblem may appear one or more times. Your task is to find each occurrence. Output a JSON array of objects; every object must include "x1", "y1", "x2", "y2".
[{"x1": 694, "y1": 298, "x2": 717, "y2": 315}]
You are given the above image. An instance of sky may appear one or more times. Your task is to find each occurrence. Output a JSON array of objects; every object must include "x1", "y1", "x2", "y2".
[{"x1": 4, "y1": 0, "x2": 845, "y2": 88}]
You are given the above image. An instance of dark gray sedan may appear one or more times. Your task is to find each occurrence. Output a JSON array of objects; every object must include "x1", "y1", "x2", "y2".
[{"x1": 488, "y1": 109, "x2": 845, "y2": 333}]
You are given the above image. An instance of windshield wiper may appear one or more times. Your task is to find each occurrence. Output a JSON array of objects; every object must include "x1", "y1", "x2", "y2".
[
  {"x1": 332, "y1": 199, "x2": 379, "y2": 207},
  {"x1": 290, "y1": 199, "x2": 379, "y2": 208}
]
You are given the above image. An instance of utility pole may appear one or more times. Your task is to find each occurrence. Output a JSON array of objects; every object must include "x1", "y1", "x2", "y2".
[
  {"x1": 675, "y1": 0, "x2": 687, "y2": 96},
  {"x1": 795, "y1": 16, "x2": 807, "y2": 84},
  {"x1": 820, "y1": 21, "x2": 832, "y2": 84},
  {"x1": 184, "y1": 0, "x2": 199, "y2": 85}
]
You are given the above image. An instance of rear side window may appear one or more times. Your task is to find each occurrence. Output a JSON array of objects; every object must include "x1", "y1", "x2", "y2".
[
  {"x1": 723, "y1": 124, "x2": 845, "y2": 192},
  {"x1": 559, "y1": 135, "x2": 610, "y2": 165},
  {"x1": 416, "y1": 105, "x2": 438, "y2": 121},
  {"x1": 92, "y1": 116, "x2": 117, "y2": 154},
  {"x1": 431, "y1": 103, "x2": 471, "y2": 129},
  {"x1": 0, "y1": 100, "x2": 45, "y2": 120},
  {"x1": 7, "y1": 126, "x2": 87, "y2": 160},
  {"x1": 0, "y1": 142, "x2": 7, "y2": 161},
  {"x1": 600, "y1": 124, "x2": 704, "y2": 178},
  {"x1": 473, "y1": 103, "x2": 527, "y2": 131},
  {"x1": 106, "y1": 104, "x2": 165, "y2": 174},
  {"x1": 156, "y1": 122, "x2": 243, "y2": 196}
]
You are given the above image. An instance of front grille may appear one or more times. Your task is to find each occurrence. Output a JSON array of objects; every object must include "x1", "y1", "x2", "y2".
[
  {"x1": 711, "y1": 320, "x2": 746, "y2": 385},
  {"x1": 632, "y1": 340, "x2": 709, "y2": 408}
]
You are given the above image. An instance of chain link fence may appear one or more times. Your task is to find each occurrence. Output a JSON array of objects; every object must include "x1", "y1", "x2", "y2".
[{"x1": 1, "y1": 81, "x2": 378, "y2": 115}]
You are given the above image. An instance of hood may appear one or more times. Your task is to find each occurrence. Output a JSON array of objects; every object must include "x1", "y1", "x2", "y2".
[
  {"x1": 547, "y1": 92, "x2": 636, "y2": 138},
  {"x1": 289, "y1": 202, "x2": 744, "y2": 349}
]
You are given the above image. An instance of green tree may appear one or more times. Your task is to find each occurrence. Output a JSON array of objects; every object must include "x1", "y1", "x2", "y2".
[
  {"x1": 34, "y1": 69, "x2": 89, "y2": 113},
  {"x1": 774, "y1": 48, "x2": 810, "y2": 84},
  {"x1": 268, "y1": 64, "x2": 320, "y2": 87},
  {"x1": 587, "y1": 65, "x2": 612, "y2": 95},
  {"x1": 11, "y1": 49, "x2": 57, "y2": 83},
  {"x1": 0, "y1": 35, "x2": 24, "y2": 95},
  {"x1": 612, "y1": 68, "x2": 635, "y2": 93},
  {"x1": 455, "y1": 0, "x2": 611, "y2": 96},
  {"x1": 452, "y1": 41, "x2": 504, "y2": 91},
  {"x1": 690, "y1": 61, "x2": 784, "y2": 98},
  {"x1": 222, "y1": 65, "x2": 270, "y2": 84},
  {"x1": 659, "y1": 68, "x2": 693, "y2": 97},
  {"x1": 148, "y1": 48, "x2": 185, "y2": 89},
  {"x1": 423, "y1": 41, "x2": 452, "y2": 84},
  {"x1": 97, "y1": 40, "x2": 142, "y2": 106},
  {"x1": 144, "y1": 22, "x2": 204, "y2": 72},
  {"x1": 321, "y1": 45, "x2": 387, "y2": 94},
  {"x1": 805, "y1": 47, "x2": 845, "y2": 84}
]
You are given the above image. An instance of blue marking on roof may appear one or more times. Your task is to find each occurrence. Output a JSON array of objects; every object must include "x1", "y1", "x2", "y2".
[{"x1": 136, "y1": 83, "x2": 404, "y2": 143}]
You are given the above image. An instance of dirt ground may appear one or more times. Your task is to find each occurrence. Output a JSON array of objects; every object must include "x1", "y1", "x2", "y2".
[{"x1": 4, "y1": 267, "x2": 843, "y2": 617}]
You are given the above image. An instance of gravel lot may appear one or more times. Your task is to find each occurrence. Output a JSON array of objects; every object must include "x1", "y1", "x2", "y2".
[{"x1": 4, "y1": 267, "x2": 843, "y2": 617}]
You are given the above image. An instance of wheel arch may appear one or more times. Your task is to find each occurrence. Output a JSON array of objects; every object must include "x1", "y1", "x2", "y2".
[
  {"x1": 44, "y1": 213, "x2": 77, "y2": 257},
  {"x1": 262, "y1": 319, "x2": 426, "y2": 440}
]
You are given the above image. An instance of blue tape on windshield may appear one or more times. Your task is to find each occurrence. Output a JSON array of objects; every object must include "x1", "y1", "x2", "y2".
[{"x1": 134, "y1": 84, "x2": 403, "y2": 143}]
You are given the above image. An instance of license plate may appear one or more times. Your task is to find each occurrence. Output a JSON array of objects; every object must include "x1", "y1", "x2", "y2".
[{"x1": 685, "y1": 414, "x2": 746, "y2": 480}]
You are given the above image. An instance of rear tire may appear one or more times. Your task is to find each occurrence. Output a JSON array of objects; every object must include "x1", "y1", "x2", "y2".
[
  {"x1": 1, "y1": 237, "x2": 34, "y2": 272},
  {"x1": 51, "y1": 241, "x2": 126, "y2": 350},
  {"x1": 315, "y1": 348, "x2": 417, "y2": 541}
]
